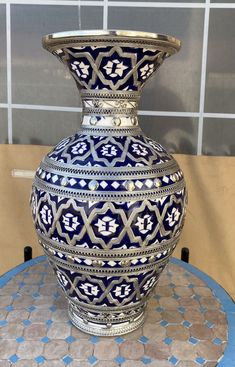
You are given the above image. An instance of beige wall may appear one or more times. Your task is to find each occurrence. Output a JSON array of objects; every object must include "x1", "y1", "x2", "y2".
[{"x1": 0, "y1": 145, "x2": 234, "y2": 300}]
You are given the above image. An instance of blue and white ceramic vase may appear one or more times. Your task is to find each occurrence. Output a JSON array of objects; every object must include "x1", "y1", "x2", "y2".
[{"x1": 31, "y1": 30, "x2": 187, "y2": 336}]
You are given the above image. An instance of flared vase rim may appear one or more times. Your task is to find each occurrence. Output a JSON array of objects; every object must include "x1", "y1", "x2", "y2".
[{"x1": 42, "y1": 29, "x2": 181, "y2": 54}]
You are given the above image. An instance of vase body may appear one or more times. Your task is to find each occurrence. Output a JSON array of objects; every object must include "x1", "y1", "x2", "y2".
[{"x1": 31, "y1": 30, "x2": 187, "y2": 336}]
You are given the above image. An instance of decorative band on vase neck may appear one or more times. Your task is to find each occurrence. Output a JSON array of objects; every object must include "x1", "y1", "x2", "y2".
[{"x1": 80, "y1": 89, "x2": 140, "y2": 128}]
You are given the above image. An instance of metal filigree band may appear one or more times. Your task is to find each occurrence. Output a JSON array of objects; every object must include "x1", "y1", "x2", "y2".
[
  {"x1": 68, "y1": 303, "x2": 145, "y2": 336},
  {"x1": 42, "y1": 155, "x2": 179, "y2": 178},
  {"x1": 34, "y1": 175, "x2": 185, "y2": 201},
  {"x1": 81, "y1": 91, "x2": 140, "y2": 126},
  {"x1": 38, "y1": 231, "x2": 180, "y2": 276},
  {"x1": 43, "y1": 30, "x2": 181, "y2": 55},
  {"x1": 78, "y1": 125, "x2": 142, "y2": 135}
]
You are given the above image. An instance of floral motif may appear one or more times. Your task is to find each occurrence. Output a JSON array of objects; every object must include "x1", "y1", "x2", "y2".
[
  {"x1": 100, "y1": 144, "x2": 118, "y2": 157},
  {"x1": 166, "y1": 207, "x2": 181, "y2": 227},
  {"x1": 71, "y1": 142, "x2": 88, "y2": 155},
  {"x1": 143, "y1": 276, "x2": 157, "y2": 291},
  {"x1": 103, "y1": 59, "x2": 128, "y2": 78},
  {"x1": 40, "y1": 205, "x2": 52, "y2": 225},
  {"x1": 140, "y1": 63, "x2": 154, "y2": 80},
  {"x1": 71, "y1": 61, "x2": 90, "y2": 79},
  {"x1": 57, "y1": 271, "x2": 68, "y2": 287},
  {"x1": 113, "y1": 284, "x2": 131, "y2": 298},
  {"x1": 135, "y1": 214, "x2": 153, "y2": 234},
  {"x1": 62, "y1": 213, "x2": 80, "y2": 232},
  {"x1": 132, "y1": 143, "x2": 148, "y2": 156},
  {"x1": 79, "y1": 282, "x2": 99, "y2": 296},
  {"x1": 95, "y1": 216, "x2": 119, "y2": 236}
]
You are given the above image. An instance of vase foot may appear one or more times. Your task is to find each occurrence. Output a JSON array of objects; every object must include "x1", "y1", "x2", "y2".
[{"x1": 68, "y1": 302, "x2": 145, "y2": 336}]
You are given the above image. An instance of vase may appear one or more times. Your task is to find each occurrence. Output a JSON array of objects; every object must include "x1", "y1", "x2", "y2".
[{"x1": 31, "y1": 30, "x2": 187, "y2": 336}]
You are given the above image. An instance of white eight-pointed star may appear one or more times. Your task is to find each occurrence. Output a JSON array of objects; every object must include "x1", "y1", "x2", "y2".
[
  {"x1": 62, "y1": 213, "x2": 80, "y2": 232},
  {"x1": 135, "y1": 214, "x2": 153, "y2": 234},
  {"x1": 95, "y1": 216, "x2": 119, "y2": 236},
  {"x1": 166, "y1": 207, "x2": 181, "y2": 227},
  {"x1": 103, "y1": 59, "x2": 128, "y2": 78}
]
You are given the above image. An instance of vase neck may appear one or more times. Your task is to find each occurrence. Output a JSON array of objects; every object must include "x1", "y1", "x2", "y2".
[{"x1": 80, "y1": 90, "x2": 140, "y2": 128}]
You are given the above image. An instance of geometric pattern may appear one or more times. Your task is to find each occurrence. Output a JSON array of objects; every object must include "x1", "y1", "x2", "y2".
[
  {"x1": 46, "y1": 133, "x2": 174, "y2": 167},
  {"x1": 32, "y1": 189, "x2": 187, "y2": 250},
  {"x1": 31, "y1": 163, "x2": 186, "y2": 334},
  {"x1": 35, "y1": 167, "x2": 184, "y2": 192},
  {"x1": 54, "y1": 45, "x2": 166, "y2": 92},
  {"x1": 31, "y1": 32, "x2": 187, "y2": 334},
  {"x1": 0, "y1": 257, "x2": 228, "y2": 366}
]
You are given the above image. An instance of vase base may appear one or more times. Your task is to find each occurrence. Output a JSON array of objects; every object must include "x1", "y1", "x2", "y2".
[{"x1": 68, "y1": 303, "x2": 145, "y2": 336}]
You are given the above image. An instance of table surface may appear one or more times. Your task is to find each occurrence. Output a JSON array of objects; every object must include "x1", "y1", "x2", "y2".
[{"x1": 0, "y1": 256, "x2": 234, "y2": 367}]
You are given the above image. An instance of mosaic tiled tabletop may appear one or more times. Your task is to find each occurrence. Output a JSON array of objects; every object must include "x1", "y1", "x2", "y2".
[{"x1": 0, "y1": 256, "x2": 234, "y2": 367}]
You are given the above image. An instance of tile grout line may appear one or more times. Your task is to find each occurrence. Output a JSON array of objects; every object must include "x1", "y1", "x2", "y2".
[
  {"x1": 197, "y1": 0, "x2": 210, "y2": 155},
  {"x1": 204, "y1": 113, "x2": 235, "y2": 119},
  {"x1": 2, "y1": 0, "x2": 104, "y2": 5},
  {"x1": 103, "y1": 0, "x2": 108, "y2": 30},
  {"x1": 1, "y1": 0, "x2": 235, "y2": 7},
  {"x1": 6, "y1": 2, "x2": 13, "y2": 144},
  {"x1": 77, "y1": 0, "x2": 82, "y2": 30},
  {"x1": 0, "y1": 103, "x2": 200, "y2": 116},
  {"x1": 138, "y1": 110, "x2": 199, "y2": 118},
  {"x1": 1, "y1": 102, "x2": 235, "y2": 119},
  {"x1": 10, "y1": 103, "x2": 83, "y2": 112},
  {"x1": 1, "y1": 0, "x2": 235, "y2": 8},
  {"x1": 108, "y1": 1, "x2": 205, "y2": 7}
]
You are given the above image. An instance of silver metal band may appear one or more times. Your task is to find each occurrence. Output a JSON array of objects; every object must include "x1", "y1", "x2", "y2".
[
  {"x1": 38, "y1": 230, "x2": 180, "y2": 259},
  {"x1": 68, "y1": 303, "x2": 145, "y2": 336},
  {"x1": 41, "y1": 248, "x2": 170, "y2": 276},
  {"x1": 43, "y1": 155, "x2": 179, "y2": 177},
  {"x1": 33, "y1": 175, "x2": 185, "y2": 201}
]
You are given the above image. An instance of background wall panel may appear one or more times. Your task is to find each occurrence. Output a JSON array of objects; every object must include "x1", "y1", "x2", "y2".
[
  {"x1": 12, "y1": 109, "x2": 81, "y2": 145},
  {"x1": 0, "y1": 109, "x2": 8, "y2": 143},
  {"x1": 205, "y1": 9, "x2": 235, "y2": 114},
  {"x1": 0, "y1": 5, "x2": 7, "y2": 104},
  {"x1": 140, "y1": 116, "x2": 198, "y2": 155},
  {"x1": 11, "y1": 5, "x2": 103, "y2": 107},
  {"x1": 108, "y1": 7, "x2": 204, "y2": 113}
]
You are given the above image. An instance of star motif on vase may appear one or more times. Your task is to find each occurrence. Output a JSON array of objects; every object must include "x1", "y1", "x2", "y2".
[
  {"x1": 62, "y1": 213, "x2": 80, "y2": 232},
  {"x1": 135, "y1": 214, "x2": 153, "y2": 234},
  {"x1": 71, "y1": 61, "x2": 90, "y2": 79},
  {"x1": 40, "y1": 205, "x2": 52, "y2": 225},
  {"x1": 79, "y1": 282, "x2": 100, "y2": 296},
  {"x1": 132, "y1": 143, "x2": 148, "y2": 156},
  {"x1": 103, "y1": 59, "x2": 128, "y2": 78},
  {"x1": 165, "y1": 207, "x2": 181, "y2": 227},
  {"x1": 140, "y1": 63, "x2": 154, "y2": 80},
  {"x1": 57, "y1": 271, "x2": 68, "y2": 287},
  {"x1": 100, "y1": 144, "x2": 118, "y2": 157},
  {"x1": 95, "y1": 216, "x2": 119, "y2": 236},
  {"x1": 113, "y1": 284, "x2": 131, "y2": 298},
  {"x1": 71, "y1": 141, "x2": 88, "y2": 155},
  {"x1": 143, "y1": 276, "x2": 157, "y2": 291}
]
